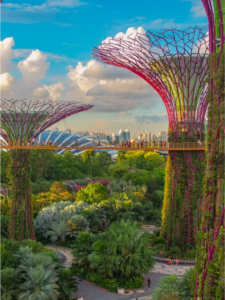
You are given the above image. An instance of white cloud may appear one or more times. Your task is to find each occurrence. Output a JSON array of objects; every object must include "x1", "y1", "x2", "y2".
[
  {"x1": 0, "y1": 73, "x2": 15, "y2": 91},
  {"x1": 1, "y1": 0, "x2": 86, "y2": 24},
  {"x1": 33, "y1": 82, "x2": 65, "y2": 100},
  {"x1": 13, "y1": 48, "x2": 33, "y2": 58},
  {"x1": 45, "y1": 0, "x2": 86, "y2": 8},
  {"x1": 13, "y1": 48, "x2": 77, "y2": 63},
  {"x1": 2, "y1": 0, "x2": 86, "y2": 11},
  {"x1": 66, "y1": 58, "x2": 159, "y2": 112},
  {"x1": 0, "y1": 37, "x2": 15, "y2": 73},
  {"x1": 149, "y1": 18, "x2": 178, "y2": 29},
  {"x1": 181, "y1": 0, "x2": 205, "y2": 18},
  {"x1": 191, "y1": 4, "x2": 206, "y2": 17},
  {"x1": 18, "y1": 50, "x2": 50, "y2": 84},
  {"x1": 33, "y1": 86, "x2": 49, "y2": 99}
]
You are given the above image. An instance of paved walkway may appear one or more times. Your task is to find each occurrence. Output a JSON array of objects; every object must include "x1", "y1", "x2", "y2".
[{"x1": 46, "y1": 244, "x2": 192, "y2": 300}]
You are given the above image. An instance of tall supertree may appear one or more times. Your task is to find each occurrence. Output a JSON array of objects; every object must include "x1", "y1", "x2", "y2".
[
  {"x1": 93, "y1": 27, "x2": 209, "y2": 249},
  {"x1": 0, "y1": 99, "x2": 93, "y2": 240},
  {"x1": 194, "y1": 1, "x2": 225, "y2": 299}
]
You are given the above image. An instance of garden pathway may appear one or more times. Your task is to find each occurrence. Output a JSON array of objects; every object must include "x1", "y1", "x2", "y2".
[{"x1": 46, "y1": 244, "x2": 193, "y2": 300}]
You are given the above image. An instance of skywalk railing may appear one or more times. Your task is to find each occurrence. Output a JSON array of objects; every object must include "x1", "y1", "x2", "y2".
[{"x1": 0, "y1": 140, "x2": 206, "y2": 151}]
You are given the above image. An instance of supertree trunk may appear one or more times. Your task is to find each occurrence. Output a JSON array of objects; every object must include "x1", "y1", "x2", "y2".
[
  {"x1": 9, "y1": 150, "x2": 34, "y2": 240},
  {"x1": 195, "y1": 50, "x2": 225, "y2": 299},
  {"x1": 162, "y1": 146, "x2": 205, "y2": 250}
]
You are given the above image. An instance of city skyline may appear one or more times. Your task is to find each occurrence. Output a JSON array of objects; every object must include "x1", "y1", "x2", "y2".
[{"x1": 55, "y1": 128, "x2": 168, "y2": 143}]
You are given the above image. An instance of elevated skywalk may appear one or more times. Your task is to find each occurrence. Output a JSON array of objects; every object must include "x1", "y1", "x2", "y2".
[{"x1": 1, "y1": 141, "x2": 206, "y2": 151}]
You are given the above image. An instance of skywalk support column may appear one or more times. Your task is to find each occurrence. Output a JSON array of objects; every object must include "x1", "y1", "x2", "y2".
[
  {"x1": 0, "y1": 99, "x2": 93, "y2": 240},
  {"x1": 93, "y1": 26, "x2": 209, "y2": 250},
  {"x1": 9, "y1": 149, "x2": 34, "y2": 240},
  {"x1": 162, "y1": 135, "x2": 205, "y2": 250}
]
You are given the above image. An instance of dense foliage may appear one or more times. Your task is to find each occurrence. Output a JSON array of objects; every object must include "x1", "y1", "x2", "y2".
[
  {"x1": 152, "y1": 268, "x2": 197, "y2": 300},
  {"x1": 71, "y1": 220, "x2": 155, "y2": 291},
  {"x1": 1, "y1": 148, "x2": 167, "y2": 296},
  {"x1": 0, "y1": 239, "x2": 77, "y2": 300},
  {"x1": 88, "y1": 219, "x2": 155, "y2": 278}
]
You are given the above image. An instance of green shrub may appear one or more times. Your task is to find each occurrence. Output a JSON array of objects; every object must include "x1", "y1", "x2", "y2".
[
  {"x1": 31, "y1": 180, "x2": 52, "y2": 194},
  {"x1": 1, "y1": 214, "x2": 9, "y2": 238},
  {"x1": 0, "y1": 267, "x2": 20, "y2": 300}
]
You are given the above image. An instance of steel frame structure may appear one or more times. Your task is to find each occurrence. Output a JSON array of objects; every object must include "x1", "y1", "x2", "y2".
[
  {"x1": 0, "y1": 99, "x2": 93, "y2": 240},
  {"x1": 93, "y1": 26, "x2": 209, "y2": 249},
  {"x1": 93, "y1": 26, "x2": 209, "y2": 136},
  {"x1": 0, "y1": 99, "x2": 93, "y2": 141}
]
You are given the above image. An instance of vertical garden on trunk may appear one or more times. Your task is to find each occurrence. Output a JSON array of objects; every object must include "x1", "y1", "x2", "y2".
[{"x1": 195, "y1": 50, "x2": 225, "y2": 299}]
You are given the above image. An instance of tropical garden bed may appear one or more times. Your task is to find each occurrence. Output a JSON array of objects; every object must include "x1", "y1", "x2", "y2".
[{"x1": 149, "y1": 230, "x2": 196, "y2": 261}]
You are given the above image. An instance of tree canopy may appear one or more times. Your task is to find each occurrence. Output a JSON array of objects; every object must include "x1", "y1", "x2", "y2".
[
  {"x1": 76, "y1": 183, "x2": 108, "y2": 204},
  {"x1": 88, "y1": 219, "x2": 155, "y2": 278}
]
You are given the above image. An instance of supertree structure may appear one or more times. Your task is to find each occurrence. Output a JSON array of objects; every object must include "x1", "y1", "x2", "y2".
[
  {"x1": 0, "y1": 99, "x2": 93, "y2": 240},
  {"x1": 93, "y1": 26, "x2": 209, "y2": 249},
  {"x1": 194, "y1": 1, "x2": 225, "y2": 299}
]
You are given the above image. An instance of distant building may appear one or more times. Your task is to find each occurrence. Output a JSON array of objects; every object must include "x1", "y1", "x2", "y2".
[
  {"x1": 119, "y1": 129, "x2": 130, "y2": 142},
  {"x1": 158, "y1": 131, "x2": 167, "y2": 142},
  {"x1": 125, "y1": 129, "x2": 130, "y2": 141},
  {"x1": 142, "y1": 132, "x2": 148, "y2": 140},
  {"x1": 148, "y1": 133, "x2": 152, "y2": 143},
  {"x1": 152, "y1": 134, "x2": 158, "y2": 142},
  {"x1": 112, "y1": 133, "x2": 119, "y2": 143},
  {"x1": 106, "y1": 135, "x2": 112, "y2": 143},
  {"x1": 138, "y1": 133, "x2": 143, "y2": 140}
]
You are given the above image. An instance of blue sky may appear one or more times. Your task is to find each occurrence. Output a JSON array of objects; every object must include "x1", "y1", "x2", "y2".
[{"x1": 1, "y1": 0, "x2": 208, "y2": 136}]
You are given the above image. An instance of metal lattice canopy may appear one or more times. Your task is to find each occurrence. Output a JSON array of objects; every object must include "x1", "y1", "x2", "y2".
[
  {"x1": 93, "y1": 26, "x2": 209, "y2": 134},
  {"x1": 0, "y1": 99, "x2": 93, "y2": 141}
]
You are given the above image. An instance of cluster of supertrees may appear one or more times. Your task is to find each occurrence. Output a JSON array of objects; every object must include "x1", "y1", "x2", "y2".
[{"x1": 0, "y1": 0, "x2": 224, "y2": 299}]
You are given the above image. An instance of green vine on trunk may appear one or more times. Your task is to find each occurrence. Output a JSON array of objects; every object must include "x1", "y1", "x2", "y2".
[
  {"x1": 195, "y1": 49, "x2": 225, "y2": 300},
  {"x1": 8, "y1": 149, "x2": 35, "y2": 240}
]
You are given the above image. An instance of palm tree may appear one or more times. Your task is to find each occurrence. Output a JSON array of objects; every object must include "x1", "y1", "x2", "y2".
[
  {"x1": 91, "y1": 203, "x2": 107, "y2": 230},
  {"x1": 71, "y1": 232, "x2": 98, "y2": 270},
  {"x1": 88, "y1": 219, "x2": 155, "y2": 278},
  {"x1": 58, "y1": 268, "x2": 78, "y2": 300},
  {"x1": 18, "y1": 267, "x2": 59, "y2": 300},
  {"x1": 151, "y1": 275, "x2": 186, "y2": 300}
]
